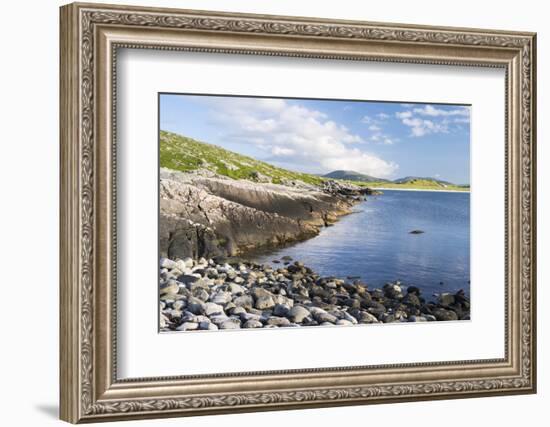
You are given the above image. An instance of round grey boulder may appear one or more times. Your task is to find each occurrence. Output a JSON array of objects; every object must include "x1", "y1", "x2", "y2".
[
  {"x1": 289, "y1": 305, "x2": 311, "y2": 323},
  {"x1": 266, "y1": 316, "x2": 292, "y2": 327},
  {"x1": 204, "y1": 302, "x2": 224, "y2": 316},
  {"x1": 233, "y1": 295, "x2": 254, "y2": 310},
  {"x1": 243, "y1": 320, "x2": 263, "y2": 328},
  {"x1": 186, "y1": 297, "x2": 206, "y2": 315},
  {"x1": 212, "y1": 291, "x2": 232, "y2": 305},
  {"x1": 177, "y1": 274, "x2": 201, "y2": 286},
  {"x1": 176, "y1": 322, "x2": 199, "y2": 331},
  {"x1": 273, "y1": 303, "x2": 291, "y2": 318},
  {"x1": 315, "y1": 312, "x2": 338, "y2": 324},
  {"x1": 255, "y1": 295, "x2": 276, "y2": 310},
  {"x1": 220, "y1": 320, "x2": 241, "y2": 329},
  {"x1": 433, "y1": 308, "x2": 458, "y2": 321},
  {"x1": 159, "y1": 280, "x2": 179, "y2": 296}
]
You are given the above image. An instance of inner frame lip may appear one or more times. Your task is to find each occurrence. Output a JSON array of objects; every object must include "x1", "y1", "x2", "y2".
[{"x1": 108, "y1": 42, "x2": 511, "y2": 385}]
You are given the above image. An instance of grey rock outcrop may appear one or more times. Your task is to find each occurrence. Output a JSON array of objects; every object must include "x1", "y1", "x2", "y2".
[{"x1": 160, "y1": 169, "x2": 360, "y2": 260}]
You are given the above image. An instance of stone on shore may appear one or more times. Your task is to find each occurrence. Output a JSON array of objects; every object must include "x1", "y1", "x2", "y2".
[
  {"x1": 255, "y1": 295, "x2": 276, "y2": 310},
  {"x1": 176, "y1": 322, "x2": 199, "y2": 331},
  {"x1": 243, "y1": 320, "x2": 263, "y2": 328},
  {"x1": 159, "y1": 256, "x2": 470, "y2": 332},
  {"x1": 438, "y1": 293, "x2": 456, "y2": 307},
  {"x1": 273, "y1": 303, "x2": 291, "y2": 318},
  {"x1": 220, "y1": 320, "x2": 241, "y2": 329},
  {"x1": 160, "y1": 280, "x2": 179, "y2": 296},
  {"x1": 233, "y1": 295, "x2": 254, "y2": 309},
  {"x1": 289, "y1": 305, "x2": 311, "y2": 323},
  {"x1": 433, "y1": 308, "x2": 459, "y2": 321},
  {"x1": 204, "y1": 302, "x2": 224, "y2": 316}
]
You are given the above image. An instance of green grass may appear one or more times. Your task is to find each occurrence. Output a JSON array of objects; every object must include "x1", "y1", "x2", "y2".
[{"x1": 160, "y1": 130, "x2": 325, "y2": 185}]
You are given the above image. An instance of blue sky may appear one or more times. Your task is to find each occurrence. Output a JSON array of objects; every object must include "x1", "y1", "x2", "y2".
[{"x1": 160, "y1": 94, "x2": 470, "y2": 184}]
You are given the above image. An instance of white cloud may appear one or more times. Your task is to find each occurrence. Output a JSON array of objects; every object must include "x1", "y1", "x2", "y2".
[
  {"x1": 361, "y1": 114, "x2": 396, "y2": 145},
  {"x1": 396, "y1": 104, "x2": 469, "y2": 137},
  {"x1": 413, "y1": 105, "x2": 470, "y2": 118},
  {"x1": 365, "y1": 134, "x2": 395, "y2": 145},
  {"x1": 323, "y1": 151, "x2": 398, "y2": 176},
  {"x1": 361, "y1": 115, "x2": 373, "y2": 124},
  {"x1": 401, "y1": 117, "x2": 450, "y2": 137},
  {"x1": 396, "y1": 111, "x2": 413, "y2": 119},
  {"x1": 206, "y1": 98, "x2": 398, "y2": 177},
  {"x1": 271, "y1": 146, "x2": 295, "y2": 156}
]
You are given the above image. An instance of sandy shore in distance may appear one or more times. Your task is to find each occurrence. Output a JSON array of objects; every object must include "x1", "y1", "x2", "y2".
[{"x1": 374, "y1": 187, "x2": 470, "y2": 193}]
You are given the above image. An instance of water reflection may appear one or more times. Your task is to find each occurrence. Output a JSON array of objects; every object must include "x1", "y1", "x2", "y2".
[{"x1": 252, "y1": 190, "x2": 470, "y2": 296}]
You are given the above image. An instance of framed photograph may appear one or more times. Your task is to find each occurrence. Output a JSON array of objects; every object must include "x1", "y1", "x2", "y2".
[{"x1": 60, "y1": 2, "x2": 537, "y2": 423}]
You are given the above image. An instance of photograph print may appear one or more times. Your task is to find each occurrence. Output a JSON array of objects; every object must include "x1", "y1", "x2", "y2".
[{"x1": 159, "y1": 94, "x2": 471, "y2": 332}]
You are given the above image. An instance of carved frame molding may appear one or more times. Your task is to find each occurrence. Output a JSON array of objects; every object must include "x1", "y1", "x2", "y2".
[{"x1": 60, "y1": 2, "x2": 536, "y2": 423}]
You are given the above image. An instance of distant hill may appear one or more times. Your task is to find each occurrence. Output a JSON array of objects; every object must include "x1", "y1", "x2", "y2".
[
  {"x1": 393, "y1": 176, "x2": 453, "y2": 186},
  {"x1": 323, "y1": 170, "x2": 469, "y2": 191},
  {"x1": 323, "y1": 170, "x2": 390, "y2": 183}
]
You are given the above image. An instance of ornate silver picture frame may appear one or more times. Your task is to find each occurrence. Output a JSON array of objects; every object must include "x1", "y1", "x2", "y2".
[{"x1": 60, "y1": 2, "x2": 536, "y2": 423}]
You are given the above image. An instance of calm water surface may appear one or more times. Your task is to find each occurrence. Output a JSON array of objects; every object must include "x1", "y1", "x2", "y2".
[{"x1": 252, "y1": 190, "x2": 470, "y2": 296}]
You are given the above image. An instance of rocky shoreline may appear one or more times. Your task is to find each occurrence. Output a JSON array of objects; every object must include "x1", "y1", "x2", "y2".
[
  {"x1": 160, "y1": 256, "x2": 470, "y2": 332},
  {"x1": 160, "y1": 168, "x2": 371, "y2": 261}
]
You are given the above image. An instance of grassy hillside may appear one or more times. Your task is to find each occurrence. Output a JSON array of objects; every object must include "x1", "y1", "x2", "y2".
[
  {"x1": 393, "y1": 176, "x2": 452, "y2": 185},
  {"x1": 160, "y1": 130, "x2": 324, "y2": 185},
  {"x1": 160, "y1": 130, "x2": 470, "y2": 192}
]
